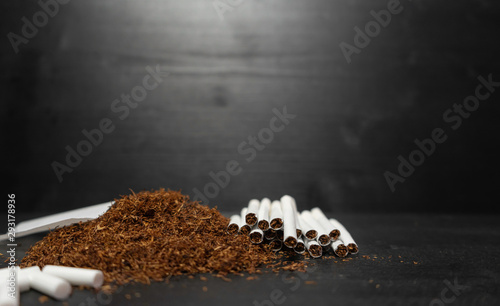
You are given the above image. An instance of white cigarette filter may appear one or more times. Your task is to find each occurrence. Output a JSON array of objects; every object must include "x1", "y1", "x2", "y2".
[
  {"x1": 330, "y1": 218, "x2": 358, "y2": 254},
  {"x1": 42, "y1": 265, "x2": 104, "y2": 289},
  {"x1": 331, "y1": 239, "x2": 348, "y2": 258},
  {"x1": 18, "y1": 266, "x2": 42, "y2": 292},
  {"x1": 0, "y1": 269, "x2": 19, "y2": 306},
  {"x1": 300, "y1": 210, "x2": 330, "y2": 246},
  {"x1": 269, "y1": 200, "x2": 284, "y2": 230},
  {"x1": 226, "y1": 214, "x2": 241, "y2": 235},
  {"x1": 297, "y1": 214, "x2": 317, "y2": 240},
  {"x1": 280, "y1": 195, "x2": 297, "y2": 248},
  {"x1": 311, "y1": 207, "x2": 340, "y2": 241},
  {"x1": 249, "y1": 227, "x2": 264, "y2": 244},
  {"x1": 304, "y1": 238, "x2": 322, "y2": 258},
  {"x1": 239, "y1": 207, "x2": 251, "y2": 235},
  {"x1": 29, "y1": 271, "x2": 72, "y2": 300},
  {"x1": 0, "y1": 266, "x2": 34, "y2": 294},
  {"x1": 257, "y1": 198, "x2": 271, "y2": 231},
  {"x1": 293, "y1": 237, "x2": 306, "y2": 255},
  {"x1": 245, "y1": 199, "x2": 260, "y2": 226}
]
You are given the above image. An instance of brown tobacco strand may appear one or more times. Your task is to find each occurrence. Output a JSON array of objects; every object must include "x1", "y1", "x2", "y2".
[
  {"x1": 226, "y1": 223, "x2": 239, "y2": 235},
  {"x1": 329, "y1": 229, "x2": 340, "y2": 241},
  {"x1": 270, "y1": 219, "x2": 283, "y2": 230},
  {"x1": 258, "y1": 220, "x2": 269, "y2": 231},
  {"x1": 334, "y1": 245, "x2": 348, "y2": 258},
  {"x1": 21, "y1": 189, "x2": 289, "y2": 286}
]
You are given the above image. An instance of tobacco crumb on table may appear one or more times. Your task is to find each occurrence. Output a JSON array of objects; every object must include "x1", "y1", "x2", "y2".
[{"x1": 38, "y1": 295, "x2": 49, "y2": 304}]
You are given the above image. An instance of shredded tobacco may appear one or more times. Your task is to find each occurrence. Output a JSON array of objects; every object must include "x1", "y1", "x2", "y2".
[{"x1": 20, "y1": 189, "x2": 300, "y2": 286}]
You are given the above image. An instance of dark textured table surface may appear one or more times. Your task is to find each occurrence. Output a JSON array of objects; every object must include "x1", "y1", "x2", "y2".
[{"x1": 1, "y1": 213, "x2": 499, "y2": 306}]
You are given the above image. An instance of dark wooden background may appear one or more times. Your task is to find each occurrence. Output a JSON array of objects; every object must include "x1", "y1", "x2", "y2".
[{"x1": 2, "y1": 0, "x2": 500, "y2": 214}]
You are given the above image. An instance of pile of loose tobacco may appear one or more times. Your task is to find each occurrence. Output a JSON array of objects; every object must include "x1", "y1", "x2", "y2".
[{"x1": 20, "y1": 189, "x2": 306, "y2": 286}]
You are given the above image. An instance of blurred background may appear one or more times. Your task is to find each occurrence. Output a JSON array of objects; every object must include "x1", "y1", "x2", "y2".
[{"x1": 1, "y1": 0, "x2": 499, "y2": 215}]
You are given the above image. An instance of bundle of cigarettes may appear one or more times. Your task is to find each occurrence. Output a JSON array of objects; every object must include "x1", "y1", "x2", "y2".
[
  {"x1": 226, "y1": 195, "x2": 358, "y2": 259},
  {"x1": 0, "y1": 265, "x2": 103, "y2": 305}
]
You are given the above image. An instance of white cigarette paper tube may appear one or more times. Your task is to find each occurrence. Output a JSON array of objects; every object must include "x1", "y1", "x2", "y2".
[
  {"x1": 42, "y1": 265, "x2": 104, "y2": 289},
  {"x1": 257, "y1": 198, "x2": 271, "y2": 231},
  {"x1": 280, "y1": 195, "x2": 297, "y2": 248},
  {"x1": 17, "y1": 266, "x2": 41, "y2": 292},
  {"x1": 249, "y1": 226, "x2": 264, "y2": 244},
  {"x1": 0, "y1": 271, "x2": 18, "y2": 306},
  {"x1": 293, "y1": 237, "x2": 306, "y2": 255},
  {"x1": 0, "y1": 266, "x2": 32, "y2": 294},
  {"x1": 245, "y1": 199, "x2": 260, "y2": 226},
  {"x1": 285, "y1": 195, "x2": 302, "y2": 237},
  {"x1": 29, "y1": 272, "x2": 72, "y2": 300},
  {"x1": 297, "y1": 214, "x2": 317, "y2": 240},
  {"x1": 239, "y1": 208, "x2": 251, "y2": 235},
  {"x1": 311, "y1": 207, "x2": 340, "y2": 241},
  {"x1": 301, "y1": 210, "x2": 330, "y2": 246},
  {"x1": 331, "y1": 239, "x2": 348, "y2": 258},
  {"x1": 330, "y1": 218, "x2": 358, "y2": 254},
  {"x1": 304, "y1": 238, "x2": 322, "y2": 258},
  {"x1": 226, "y1": 214, "x2": 241, "y2": 235},
  {"x1": 269, "y1": 200, "x2": 283, "y2": 230}
]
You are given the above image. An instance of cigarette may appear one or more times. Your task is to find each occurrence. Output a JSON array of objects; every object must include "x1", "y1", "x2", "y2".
[
  {"x1": 249, "y1": 226, "x2": 264, "y2": 244},
  {"x1": 264, "y1": 229, "x2": 277, "y2": 240},
  {"x1": 284, "y1": 195, "x2": 302, "y2": 237},
  {"x1": 295, "y1": 215, "x2": 302, "y2": 238},
  {"x1": 226, "y1": 214, "x2": 241, "y2": 235},
  {"x1": 42, "y1": 265, "x2": 104, "y2": 289},
  {"x1": 269, "y1": 239, "x2": 283, "y2": 252},
  {"x1": 293, "y1": 237, "x2": 306, "y2": 255},
  {"x1": 330, "y1": 218, "x2": 358, "y2": 254},
  {"x1": 257, "y1": 198, "x2": 271, "y2": 231},
  {"x1": 239, "y1": 208, "x2": 251, "y2": 235},
  {"x1": 280, "y1": 195, "x2": 297, "y2": 248},
  {"x1": 311, "y1": 207, "x2": 340, "y2": 241},
  {"x1": 245, "y1": 199, "x2": 260, "y2": 226},
  {"x1": 276, "y1": 229, "x2": 284, "y2": 241},
  {"x1": 331, "y1": 239, "x2": 348, "y2": 258},
  {"x1": 304, "y1": 238, "x2": 322, "y2": 258},
  {"x1": 297, "y1": 214, "x2": 317, "y2": 240},
  {"x1": 28, "y1": 271, "x2": 72, "y2": 300},
  {"x1": 269, "y1": 200, "x2": 283, "y2": 230},
  {"x1": 300, "y1": 210, "x2": 330, "y2": 246}
]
